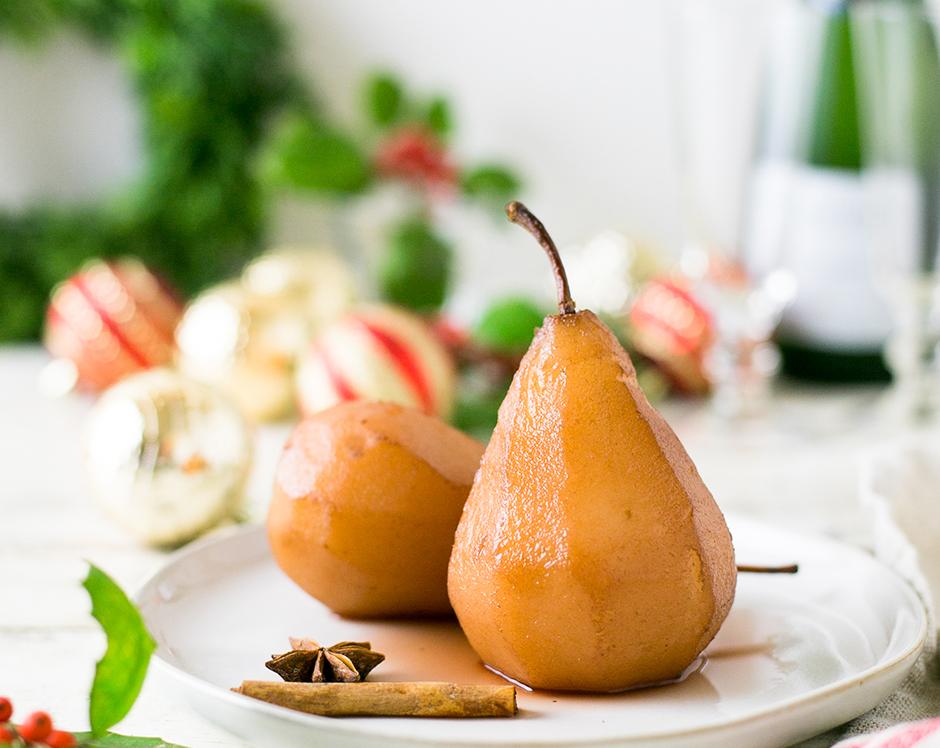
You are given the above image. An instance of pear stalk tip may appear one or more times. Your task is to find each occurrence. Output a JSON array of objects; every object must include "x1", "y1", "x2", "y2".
[
  {"x1": 736, "y1": 563, "x2": 799, "y2": 575},
  {"x1": 505, "y1": 201, "x2": 576, "y2": 315}
]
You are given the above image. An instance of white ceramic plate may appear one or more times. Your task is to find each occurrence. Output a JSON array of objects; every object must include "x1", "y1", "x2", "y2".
[{"x1": 137, "y1": 515, "x2": 927, "y2": 748}]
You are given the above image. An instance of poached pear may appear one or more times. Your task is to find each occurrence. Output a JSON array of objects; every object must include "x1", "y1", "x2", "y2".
[
  {"x1": 447, "y1": 203, "x2": 736, "y2": 692},
  {"x1": 269, "y1": 400, "x2": 484, "y2": 618}
]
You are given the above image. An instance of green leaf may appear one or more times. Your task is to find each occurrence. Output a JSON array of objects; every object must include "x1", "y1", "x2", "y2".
[
  {"x1": 364, "y1": 73, "x2": 404, "y2": 126},
  {"x1": 379, "y1": 216, "x2": 453, "y2": 313},
  {"x1": 461, "y1": 165, "x2": 521, "y2": 200},
  {"x1": 83, "y1": 565, "x2": 157, "y2": 737},
  {"x1": 259, "y1": 114, "x2": 372, "y2": 195},
  {"x1": 424, "y1": 96, "x2": 452, "y2": 137},
  {"x1": 72, "y1": 732, "x2": 187, "y2": 748},
  {"x1": 474, "y1": 296, "x2": 546, "y2": 354}
]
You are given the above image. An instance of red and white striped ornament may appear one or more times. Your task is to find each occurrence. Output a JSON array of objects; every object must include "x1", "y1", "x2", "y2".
[
  {"x1": 44, "y1": 258, "x2": 182, "y2": 391},
  {"x1": 629, "y1": 276, "x2": 713, "y2": 395},
  {"x1": 296, "y1": 305, "x2": 456, "y2": 418}
]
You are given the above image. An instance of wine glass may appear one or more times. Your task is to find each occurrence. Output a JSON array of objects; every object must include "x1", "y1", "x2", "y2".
[
  {"x1": 671, "y1": 0, "x2": 795, "y2": 418},
  {"x1": 853, "y1": 1, "x2": 940, "y2": 421}
]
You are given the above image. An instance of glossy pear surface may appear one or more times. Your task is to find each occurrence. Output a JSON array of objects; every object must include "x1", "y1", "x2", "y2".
[
  {"x1": 448, "y1": 311, "x2": 736, "y2": 691},
  {"x1": 269, "y1": 401, "x2": 484, "y2": 618}
]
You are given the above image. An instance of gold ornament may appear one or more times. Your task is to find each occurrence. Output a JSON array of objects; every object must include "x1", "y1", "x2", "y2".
[
  {"x1": 84, "y1": 368, "x2": 252, "y2": 547},
  {"x1": 175, "y1": 282, "x2": 298, "y2": 421},
  {"x1": 175, "y1": 250, "x2": 356, "y2": 422},
  {"x1": 241, "y1": 247, "x2": 357, "y2": 356}
]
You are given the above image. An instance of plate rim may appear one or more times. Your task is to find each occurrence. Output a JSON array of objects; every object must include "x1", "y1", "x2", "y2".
[{"x1": 137, "y1": 517, "x2": 930, "y2": 746}]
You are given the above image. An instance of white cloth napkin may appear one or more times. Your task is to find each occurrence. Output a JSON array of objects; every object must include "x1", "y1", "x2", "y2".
[{"x1": 800, "y1": 439, "x2": 940, "y2": 747}]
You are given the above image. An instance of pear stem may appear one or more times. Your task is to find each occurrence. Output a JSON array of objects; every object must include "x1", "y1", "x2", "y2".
[
  {"x1": 505, "y1": 201, "x2": 576, "y2": 315},
  {"x1": 736, "y1": 563, "x2": 799, "y2": 574}
]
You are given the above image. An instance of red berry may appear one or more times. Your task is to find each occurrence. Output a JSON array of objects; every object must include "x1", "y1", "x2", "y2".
[
  {"x1": 375, "y1": 127, "x2": 456, "y2": 190},
  {"x1": 430, "y1": 316, "x2": 469, "y2": 351},
  {"x1": 0, "y1": 696, "x2": 10, "y2": 722},
  {"x1": 18, "y1": 710, "x2": 52, "y2": 742},
  {"x1": 46, "y1": 729, "x2": 77, "y2": 748},
  {"x1": 0, "y1": 725, "x2": 13, "y2": 744}
]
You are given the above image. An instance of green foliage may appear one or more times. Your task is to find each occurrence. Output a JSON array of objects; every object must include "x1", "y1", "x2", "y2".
[
  {"x1": 363, "y1": 71, "x2": 454, "y2": 137},
  {"x1": 0, "y1": 2, "x2": 57, "y2": 41},
  {"x1": 73, "y1": 732, "x2": 186, "y2": 747},
  {"x1": 0, "y1": 23, "x2": 524, "y2": 341},
  {"x1": 83, "y1": 564, "x2": 156, "y2": 737},
  {"x1": 355, "y1": 73, "x2": 520, "y2": 316},
  {"x1": 364, "y1": 73, "x2": 404, "y2": 126},
  {"x1": 379, "y1": 216, "x2": 453, "y2": 313},
  {"x1": 0, "y1": 0, "x2": 307, "y2": 341},
  {"x1": 260, "y1": 114, "x2": 372, "y2": 195},
  {"x1": 424, "y1": 96, "x2": 452, "y2": 137},
  {"x1": 461, "y1": 165, "x2": 521, "y2": 201},
  {"x1": 636, "y1": 365, "x2": 670, "y2": 403},
  {"x1": 474, "y1": 296, "x2": 545, "y2": 354},
  {"x1": 451, "y1": 381, "x2": 509, "y2": 442}
]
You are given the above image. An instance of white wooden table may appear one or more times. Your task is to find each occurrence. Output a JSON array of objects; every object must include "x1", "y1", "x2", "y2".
[{"x1": 0, "y1": 345, "x2": 909, "y2": 746}]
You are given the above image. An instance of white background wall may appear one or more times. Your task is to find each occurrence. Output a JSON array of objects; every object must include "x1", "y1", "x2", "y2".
[{"x1": 0, "y1": 1, "x2": 690, "y2": 318}]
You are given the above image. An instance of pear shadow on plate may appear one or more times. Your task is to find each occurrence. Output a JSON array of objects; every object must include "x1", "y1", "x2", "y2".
[
  {"x1": 502, "y1": 658, "x2": 723, "y2": 719},
  {"x1": 346, "y1": 615, "x2": 726, "y2": 717}
]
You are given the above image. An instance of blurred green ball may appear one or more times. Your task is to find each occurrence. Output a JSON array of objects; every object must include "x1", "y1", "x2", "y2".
[{"x1": 474, "y1": 296, "x2": 545, "y2": 354}]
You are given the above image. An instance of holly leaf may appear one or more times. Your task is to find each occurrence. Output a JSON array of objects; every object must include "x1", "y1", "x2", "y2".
[
  {"x1": 259, "y1": 114, "x2": 372, "y2": 195},
  {"x1": 379, "y1": 216, "x2": 453, "y2": 313},
  {"x1": 424, "y1": 96, "x2": 452, "y2": 137},
  {"x1": 364, "y1": 73, "x2": 404, "y2": 126},
  {"x1": 83, "y1": 565, "x2": 156, "y2": 737},
  {"x1": 461, "y1": 165, "x2": 521, "y2": 200},
  {"x1": 72, "y1": 732, "x2": 186, "y2": 748}
]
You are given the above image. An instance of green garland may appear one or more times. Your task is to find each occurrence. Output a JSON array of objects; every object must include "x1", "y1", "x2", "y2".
[{"x1": 0, "y1": 0, "x2": 308, "y2": 340}]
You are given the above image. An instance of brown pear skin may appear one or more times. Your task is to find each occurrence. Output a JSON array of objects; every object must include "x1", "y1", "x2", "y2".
[
  {"x1": 268, "y1": 401, "x2": 484, "y2": 618},
  {"x1": 447, "y1": 203, "x2": 736, "y2": 692}
]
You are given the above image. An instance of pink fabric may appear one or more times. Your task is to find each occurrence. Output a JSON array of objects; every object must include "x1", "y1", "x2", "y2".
[
  {"x1": 881, "y1": 719, "x2": 940, "y2": 748},
  {"x1": 837, "y1": 717, "x2": 940, "y2": 748}
]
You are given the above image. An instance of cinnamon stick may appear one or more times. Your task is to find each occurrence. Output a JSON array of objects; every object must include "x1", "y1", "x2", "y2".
[{"x1": 233, "y1": 680, "x2": 518, "y2": 718}]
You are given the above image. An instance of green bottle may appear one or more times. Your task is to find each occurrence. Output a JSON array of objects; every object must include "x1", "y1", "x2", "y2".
[{"x1": 749, "y1": 0, "x2": 891, "y2": 382}]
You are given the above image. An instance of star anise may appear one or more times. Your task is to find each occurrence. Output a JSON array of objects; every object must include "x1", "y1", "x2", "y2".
[{"x1": 265, "y1": 638, "x2": 385, "y2": 683}]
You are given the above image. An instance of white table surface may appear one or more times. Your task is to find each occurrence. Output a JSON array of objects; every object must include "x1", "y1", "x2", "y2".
[{"x1": 0, "y1": 345, "x2": 918, "y2": 746}]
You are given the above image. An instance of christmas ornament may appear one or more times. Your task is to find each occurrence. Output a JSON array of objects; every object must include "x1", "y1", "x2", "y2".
[
  {"x1": 175, "y1": 282, "x2": 297, "y2": 422},
  {"x1": 296, "y1": 305, "x2": 456, "y2": 418},
  {"x1": 43, "y1": 258, "x2": 182, "y2": 391},
  {"x1": 241, "y1": 247, "x2": 357, "y2": 353},
  {"x1": 84, "y1": 369, "x2": 252, "y2": 547},
  {"x1": 629, "y1": 276, "x2": 713, "y2": 395}
]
